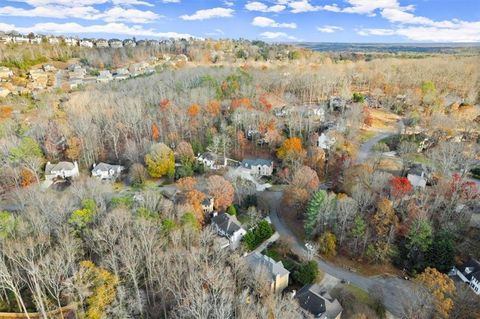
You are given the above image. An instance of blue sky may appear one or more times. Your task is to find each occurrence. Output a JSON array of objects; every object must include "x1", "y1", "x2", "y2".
[{"x1": 0, "y1": 0, "x2": 479, "y2": 42}]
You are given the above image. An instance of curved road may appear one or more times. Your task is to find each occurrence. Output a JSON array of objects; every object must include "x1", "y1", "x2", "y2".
[
  {"x1": 261, "y1": 191, "x2": 414, "y2": 318},
  {"x1": 260, "y1": 130, "x2": 415, "y2": 318}
]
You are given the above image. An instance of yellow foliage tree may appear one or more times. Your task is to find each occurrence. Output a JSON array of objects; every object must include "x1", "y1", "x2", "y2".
[
  {"x1": 276, "y1": 137, "x2": 304, "y2": 160},
  {"x1": 145, "y1": 143, "x2": 175, "y2": 178},
  {"x1": 75, "y1": 261, "x2": 119, "y2": 319},
  {"x1": 318, "y1": 231, "x2": 337, "y2": 257},
  {"x1": 415, "y1": 267, "x2": 456, "y2": 319}
]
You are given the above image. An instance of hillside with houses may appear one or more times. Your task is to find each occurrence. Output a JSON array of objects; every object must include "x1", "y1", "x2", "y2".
[{"x1": 0, "y1": 35, "x2": 479, "y2": 319}]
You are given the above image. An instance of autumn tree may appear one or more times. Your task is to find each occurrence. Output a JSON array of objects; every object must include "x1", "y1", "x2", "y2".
[
  {"x1": 207, "y1": 175, "x2": 234, "y2": 212},
  {"x1": 415, "y1": 267, "x2": 455, "y2": 319},
  {"x1": 176, "y1": 141, "x2": 195, "y2": 163},
  {"x1": 145, "y1": 143, "x2": 175, "y2": 178},
  {"x1": 318, "y1": 231, "x2": 337, "y2": 257},
  {"x1": 151, "y1": 124, "x2": 160, "y2": 141},
  {"x1": 390, "y1": 176, "x2": 413, "y2": 199},
  {"x1": 291, "y1": 166, "x2": 320, "y2": 193},
  {"x1": 369, "y1": 198, "x2": 398, "y2": 263},
  {"x1": 276, "y1": 137, "x2": 306, "y2": 169},
  {"x1": 128, "y1": 163, "x2": 147, "y2": 187}
]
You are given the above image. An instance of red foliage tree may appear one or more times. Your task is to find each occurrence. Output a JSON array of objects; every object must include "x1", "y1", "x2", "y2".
[
  {"x1": 159, "y1": 99, "x2": 170, "y2": 109},
  {"x1": 390, "y1": 176, "x2": 413, "y2": 198},
  {"x1": 151, "y1": 124, "x2": 160, "y2": 141}
]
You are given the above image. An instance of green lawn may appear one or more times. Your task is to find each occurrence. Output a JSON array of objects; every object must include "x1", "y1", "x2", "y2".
[{"x1": 359, "y1": 130, "x2": 376, "y2": 143}]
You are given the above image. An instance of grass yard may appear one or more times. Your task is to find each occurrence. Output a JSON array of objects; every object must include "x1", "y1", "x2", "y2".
[
  {"x1": 359, "y1": 130, "x2": 376, "y2": 143},
  {"x1": 368, "y1": 109, "x2": 400, "y2": 131}
]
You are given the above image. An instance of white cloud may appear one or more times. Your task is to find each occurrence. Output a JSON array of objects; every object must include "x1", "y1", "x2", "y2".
[
  {"x1": 282, "y1": 0, "x2": 339, "y2": 14},
  {"x1": 317, "y1": 25, "x2": 343, "y2": 33},
  {"x1": 260, "y1": 31, "x2": 297, "y2": 40},
  {"x1": 205, "y1": 28, "x2": 225, "y2": 36},
  {"x1": 112, "y1": 0, "x2": 153, "y2": 6},
  {"x1": 161, "y1": 0, "x2": 180, "y2": 2},
  {"x1": 101, "y1": 7, "x2": 160, "y2": 23},
  {"x1": 7, "y1": 0, "x2": 107, "y2": 6},
  {"x1": 0, "y1": 5, "x2": 100, "y2": 20},
  {"x1": 223, "y1": 1, "x2": 234, "y2": 7},
  {"x1": 0, "y1": 4, "x2": 160, "y2": 23},
  {"x1": 252, "y1": 16, "x2": 296, "y2": 29},
  {"x1": 245, "y1": 1, "x2": 285, "y2": 13},
  {"x1": 0, "y1": 21, "x2": 196, "y2": 38},
  {"x1": 180, "y1": 7, "x2": 234, "y2": 20},
  {"x1": 341, "y1": 0, "x2": 402, "y2": 16},
  {"x1": 356, "y1": 22, "x2": 480, "y2": 42}
]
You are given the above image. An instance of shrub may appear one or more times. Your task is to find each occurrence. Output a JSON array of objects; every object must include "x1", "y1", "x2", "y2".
[
  {"x1": 353, "y1": 92, "x2": 365, "y2": 103},
  {"x1": 243, "y1": 220, "x2": 274, "y2": 251},
  {"x1": 293, "y1": 261, "x2": 319, "y2": 285},
  {"x1": 226, "y1": 205, "x2": 237, "y2": 216}
]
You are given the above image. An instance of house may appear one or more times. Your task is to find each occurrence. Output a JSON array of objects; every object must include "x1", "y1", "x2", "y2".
[
  {"x1": 91, "y1": 162, "x2": 124, "y2": 180},
  {"x1": 13, "y1": 36, "x2": 29, "y2": 44},
  {"x1": 294, "y1": 284, "x2": 343, "y2": 319},
  {"x1": 28, "y1": 69, "x2": 49, "y2": 89},
  {"x1": 197, "y1": 152, "x2": 226, "y2": 170},
  {"x1": 95, "y1": 39, "x2": 109, "y2": 48},
  {"x1": 68, "y1": 78, "x2": 84, "y2": 89},
  {"x1": 201, "y1": 196, "x2": 214, "y2": 214},
  {"x1": 407, "y1": 172, "x2": 427, "y2": 189},
  {"x1": 317, "y1": 132, "x2": 336, "y2": 150},
  {"x1": 148, "y1": 40, "x2": 160, "y2": 47},
  {"x1": 80, "y1": 39, "x2": 93, "y2": 48},
  {"x1": 96, "y1": 70, "x2": 113, "y2": 83},
  {"x1": 0, "y1": 67, "x2": 13, "y2": 81},
  {"x1": 211, "y1": 213, "x2": 246, "y2": 249},
  {"x1": 136, "y1": 40, "x2": 147, "y2": 47},
  {"x1": 0, "y1": 33, "x2": 14, "y2": 43},
  {"x1": 0, "y1": 87, "x2": 11, "y2": 98},
  {"x1": 308, "y1": 105, "x2": 326, "y2": 121},
  {"x1": 451, "y1": 259, "x2": 480, "y2": 295},
  {"x1": 45, "y1": 161, "x2": 79, "y2": 180},
  {"x1": 123, "y1": 39, "x2": 136, "y2": 47},
  {"x1": 48, "y1": 37, "x2": 59, "y2": 45},
  {"x1": 246, "y1": 252, "x2": 290, "y2": 293},
  {"x1": 108, "y1": 39, "x2": 123, "y2": 48},
  {"x1": 241, "y1": 159, "x2": 273, "y2": 177},
  {"x1": 42, "y1": 64, "x2": 56, "y2": 72},
  {"x1": 30, "y1": 36, "x2": 42, "y2": 44},
  {"x1": 328, "y1": 96, "x2": 347, "y2": 112},
  {"x1": 64, "y1": 37, "x2": 78, "y2": 46}
]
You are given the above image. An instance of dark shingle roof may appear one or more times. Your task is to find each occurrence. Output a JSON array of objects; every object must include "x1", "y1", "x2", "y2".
[
  {"x1": 458, "y1": 259, "x2": 480, "y2": 281},
  {"x1": 295, "y1": 284, "x2": 326, "y2": 317},
  {"x1": 212, "y1": 213, "x2": 243, "y2": 237}
]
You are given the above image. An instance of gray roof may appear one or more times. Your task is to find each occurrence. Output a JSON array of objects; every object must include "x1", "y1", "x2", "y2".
[
  {"x1": 212, "y1": 213, "x2": 243, "y2": 237},
  {"x1": 45, "y1": 161, "x2": 75, "y2": 174},
  {"x1": 241, "y1": 159, "x2": 273, "y2": 168},
  {"x1": 92, "y1": 162, "x2": 124, "y2": 174},
  {"x1": 295, "y1": 284, "x2": 343, "y2": 319},
  {"x1": 246, "y1": 252, "x2": 290, "y2": 279}
]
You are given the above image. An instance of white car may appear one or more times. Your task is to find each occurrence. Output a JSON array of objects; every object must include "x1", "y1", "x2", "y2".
[{"x1": 305, "y1": 242, "x2": 314, "y2": 252}]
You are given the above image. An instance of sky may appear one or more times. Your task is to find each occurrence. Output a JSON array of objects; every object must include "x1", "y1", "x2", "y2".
[{"x1": 0, "y1": 0, "x2": 479, "y2": 42}]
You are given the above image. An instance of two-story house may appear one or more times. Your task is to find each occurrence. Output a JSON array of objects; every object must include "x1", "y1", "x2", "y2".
[
  {"x1": 91, "y1": 163, "x2": 124, "y2": 181},
  {"x1": 241, "y1": 159, "x2": 274, "y2": 177},
  {"x1": 246, "y1": 252, "x2": 290, "y2": 294},
  {"x1": 294, "y1": 284, "x2": 343, "y2": 319},
  {"x1": 211, "y1": 213, "x2": 246, "y2": 249},
  {"x1": 45, "y1": 161, "x2": 79, "y2": 180}
]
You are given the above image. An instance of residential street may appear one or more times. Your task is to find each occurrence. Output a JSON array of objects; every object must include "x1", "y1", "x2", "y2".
[
  {"x1": 260, "y1": 190, "x2": 415, "y2": 318},
  {"x1": 356, "y1": 131, "x2": 395, "y2": 164}
]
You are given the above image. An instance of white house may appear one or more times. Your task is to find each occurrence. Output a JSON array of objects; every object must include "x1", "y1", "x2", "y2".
[
  {"x1": 123, "y1": 39, "x2": 136, "y2": 47},
  {"x1": 64, "y1": 38, "x2": 78, "y2": 46},
  {"x1": 317, "y1": 132, "x2": 336, "y2": 150},
  {"x1": 80, "y1": 39, "x2": 94, "y2": 48},
  {"x1": 48, "y1": 37, "x2": 59, "y2": 45},
  {"x1": 108, "y1": 39, "x2": 123, "y2": 48},
  {"x1": 95, "y1": 39, "x2": 109, "y2": 48},
  {"x1": 45, "y1": 161, "x2": 79, "y2": 180},
  {"x1": 197, "y1": 152, "x2": 227, "y2": 170},
  {"x1": 241, "y1": 159, "x2": 273, "y2": 177},
  {"x1": 96, "y1": 70, "x2": 113, "y2": 83},
  {"x1": 211, "y1": 213, "x2": 246, "y2": 249},
  {"x1": 91, "y1": 162, "x2": 124, "y2": 180},
  {"x1": 407, "y1": 172, "x2": 427, "y2": 189},
  {"x1": 451, "y1": 259, "x2": 480, "y2": 295}
]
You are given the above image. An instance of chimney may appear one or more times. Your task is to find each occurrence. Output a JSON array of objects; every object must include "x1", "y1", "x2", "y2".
[
  {"x1": 290, "y1": 290, "x2": 296, "y2": 299},
  {"x1": 93, "y1": 163, "x2": 96, "y2": 168}
]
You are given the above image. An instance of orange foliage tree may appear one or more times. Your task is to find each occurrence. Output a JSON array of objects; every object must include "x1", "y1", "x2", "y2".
[
  {"x1": 176, "y1": 176, "x2": 197, "y2": 191},
  {"x1": 151, "y1": 124, "x2": 160, "y2": 141},
  {"x1": 0, "y1": 106, "x2": 13, "y2": 119},
  {"x1": 277, "y1": 137, "x2": 303, "y2": 159},
  {"x1": 207, "y1": 175, "x2": 234, "y2": 212},
  {"x1": 187, "y1": 104, "x2": 200, "y2": 117},
  {"x1": 159, "y1": 99, "x2": 170, "y2": 110},
  {"x1": 20, "y1": 168, "x2": 36, "y2": 187},
  {"x1": 231, "y1": 98, "x2": 252, "y2": 110},
  {"x1": 291, "y1": 166, "x2": 320, "y2": 193},
  {"x1": 206, "y1": 100, "x2": 221, "y2": 115}
]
